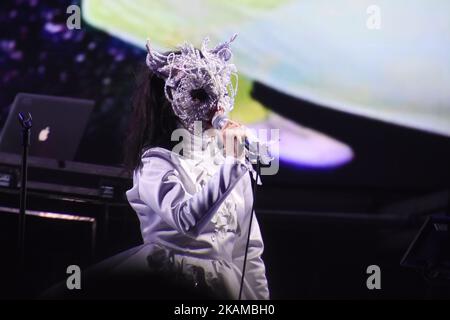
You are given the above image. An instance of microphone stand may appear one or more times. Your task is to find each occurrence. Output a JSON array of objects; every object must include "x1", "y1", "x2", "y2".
[{"x1": 17, "y1": 112, "x2": 32, "y2": 276}]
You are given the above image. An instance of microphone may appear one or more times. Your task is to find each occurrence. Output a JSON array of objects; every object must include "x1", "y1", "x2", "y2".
[
  {"x1": 211, "y1": 113, "x2": 273, "y2": 164},
  {"x1": 18, "y1": 112, "x2": 32, "y2": 129}
]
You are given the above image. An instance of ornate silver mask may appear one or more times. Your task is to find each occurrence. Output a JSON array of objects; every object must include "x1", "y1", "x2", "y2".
[{"x1": 146, "y1": 34, "x2": 239, "y2": 133}]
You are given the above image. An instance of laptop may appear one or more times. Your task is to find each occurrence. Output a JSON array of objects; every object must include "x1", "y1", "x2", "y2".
[{"x1": 0, "y1": 93, "x2": 94, "y2": 161}]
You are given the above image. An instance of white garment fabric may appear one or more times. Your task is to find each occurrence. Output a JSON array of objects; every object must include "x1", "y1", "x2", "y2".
[{"x1": 125, "y1": 134, "x2": 269, "y2": 300}]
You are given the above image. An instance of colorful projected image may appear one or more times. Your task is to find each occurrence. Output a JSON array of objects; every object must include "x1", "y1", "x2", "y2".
[
  {"x1": 81, "y1": 0, "x2": 450, "y2": 168},
  {"x1": 2, "y1": 0, "x2": 448, "y2": 169},
  {"x1": 82, "y1": 0, "x2": 360, "y2": 168}
]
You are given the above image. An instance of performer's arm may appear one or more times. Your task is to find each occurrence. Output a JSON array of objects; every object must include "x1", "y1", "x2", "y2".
[{"x1": 137, "y1": 154, "x2": 248, "y2": 238}]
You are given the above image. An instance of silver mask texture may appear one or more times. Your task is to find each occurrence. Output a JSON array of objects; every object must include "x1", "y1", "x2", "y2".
[{"x1": 146, "y1": 34, "x2": 239, "y2": 133}]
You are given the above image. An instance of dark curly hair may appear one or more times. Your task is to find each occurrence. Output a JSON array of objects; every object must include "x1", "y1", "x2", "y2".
[{"x1": 122, "y1": 59, "x2": 179, "y2": 174}]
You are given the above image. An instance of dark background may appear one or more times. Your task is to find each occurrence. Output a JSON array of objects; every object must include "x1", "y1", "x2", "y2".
[
  {"x1": 1, "y1": 0, "x2": 449, "y2": 189},
  {"x1": 0, "y1": 0, "x2": 449, "y2": 299}
]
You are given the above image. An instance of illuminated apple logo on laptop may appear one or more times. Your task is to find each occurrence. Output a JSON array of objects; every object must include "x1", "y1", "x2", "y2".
[{"x1": 38, "y1": 126, "x2": 50, "y2": 142}]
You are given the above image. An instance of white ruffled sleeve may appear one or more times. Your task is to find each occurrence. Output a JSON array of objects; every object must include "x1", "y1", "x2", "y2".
[{"x1": 136, "y1": 150, "x2": 249, "y2": 238}]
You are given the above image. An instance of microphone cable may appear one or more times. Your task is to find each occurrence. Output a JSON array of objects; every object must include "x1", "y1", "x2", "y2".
[{"x1": 238, "y1": 159, "x2": 261, "y2": 300}]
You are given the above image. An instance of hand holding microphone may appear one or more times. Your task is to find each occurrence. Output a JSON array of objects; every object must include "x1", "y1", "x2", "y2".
[
  {"x1": 219, "y1": 118, "x2": 247, "y2": 161},
  {"x1": 212, "y1": 112, "x2": 273, "y2": 165}
]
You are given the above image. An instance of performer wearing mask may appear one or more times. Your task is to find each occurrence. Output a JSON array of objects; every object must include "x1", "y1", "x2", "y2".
[{"x1": 123, "y1": 34, "x2": 269, "y2": 300}]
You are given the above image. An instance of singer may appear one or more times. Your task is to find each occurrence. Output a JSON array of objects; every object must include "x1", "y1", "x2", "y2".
[{"x1": 121, "y1": 34, "x2": 270, "y2": 300}]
